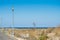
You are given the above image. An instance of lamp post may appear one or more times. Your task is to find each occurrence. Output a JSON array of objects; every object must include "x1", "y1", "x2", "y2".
[
  {"x1": 0, "y1": 16, "x2": 2, "y2": 31},
  {"x1": 0, "y1": 16, "x2": 1, "y2": 27},
  {"x1": 12, "y1": 6, "x2": 14, "y2": 37},
  {"x1": 0, "y1": 16, "x2": 2, "y2": 28}
]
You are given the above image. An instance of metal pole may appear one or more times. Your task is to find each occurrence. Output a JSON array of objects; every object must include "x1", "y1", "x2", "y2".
[
  {"x1": 12, "y1": 6, "x2": 14, "y2": 37},
  {"x1": 0, "y1": 16, "x2": 2, "y2": 31},
  {"x1": 0, "y1": 16, "x2": 3, "y2": 32},
  {"x1": 0, "y1": 16, "x2": 1, "y2": 27}
]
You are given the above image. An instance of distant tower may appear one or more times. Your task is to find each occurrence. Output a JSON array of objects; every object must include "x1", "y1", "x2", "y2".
[
  {"x1": 33, "y1": 22, "x2": 36, "y2": 27},
  {"x1": 33, "y1": 22, "x2": 36, "y2": 30}
]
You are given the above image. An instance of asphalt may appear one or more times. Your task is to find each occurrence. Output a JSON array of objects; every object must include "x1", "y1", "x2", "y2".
[{"x1": 0, "y1": 31, "x2": 17, "y2": 40}]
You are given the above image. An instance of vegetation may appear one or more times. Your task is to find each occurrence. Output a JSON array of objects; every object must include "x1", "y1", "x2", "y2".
[{"x1": 39, "y1": 30, "x2": 48, "y2": 40}]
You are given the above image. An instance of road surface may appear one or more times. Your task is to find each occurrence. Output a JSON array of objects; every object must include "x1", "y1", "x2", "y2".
[{"x1": 0, "y1": 31, "x2": 17, "y2": 40}]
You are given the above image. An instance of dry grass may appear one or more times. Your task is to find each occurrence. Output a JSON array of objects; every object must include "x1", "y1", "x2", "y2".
[
  {"x1": 4, "y1": 27, "x2": 60, "y2": 40},
  {"x1": 7, "y1": 29, "x2": 45, "y2": 39}
]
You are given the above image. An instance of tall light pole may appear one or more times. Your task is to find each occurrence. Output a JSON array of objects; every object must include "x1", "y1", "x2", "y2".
[
  {"x1": 0, "y1": 16, "x2": 1, "y2": 27},
  {"x1": 0, "y1": 16, "x2": 2, "y2": 30},
  {"x1": 0, "y1": 16, "x2": 3, "y2": 31},
  {"x1": 12, "y1": 6, "x2": 14, "y2": 37}
]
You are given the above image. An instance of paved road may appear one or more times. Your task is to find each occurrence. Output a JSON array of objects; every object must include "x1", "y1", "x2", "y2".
[{"x1": 0, "y1": 31, "x2": 17, "y2": 40}]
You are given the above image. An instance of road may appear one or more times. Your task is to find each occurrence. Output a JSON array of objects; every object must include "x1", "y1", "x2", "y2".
[{"x1": 0, "y1": 31, "x2": 17, "y2": 40}]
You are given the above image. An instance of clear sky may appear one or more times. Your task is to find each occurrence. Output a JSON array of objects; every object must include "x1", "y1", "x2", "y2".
[{"x1": 0, "y1": 0, "x2": 60, "y2": 27}]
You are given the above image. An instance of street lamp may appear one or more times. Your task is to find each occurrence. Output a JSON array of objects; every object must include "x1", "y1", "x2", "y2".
[
  {"x1": 11, "y1": 6, "x2": 14, "y2": 37},
  {"x1": 0, "y1": 16, "x2": 2, "y2": 27},
  {"x1": 0, "y1": 16, "x2": 2, "y2": 28},
  {"x1": 0, "y1": 16, "x2": 2, "y2": 31}
]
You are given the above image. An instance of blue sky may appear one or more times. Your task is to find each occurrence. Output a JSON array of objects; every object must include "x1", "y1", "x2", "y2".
[{"x1": 0, "y1": 0, "x2": 60, "y2": 27}]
